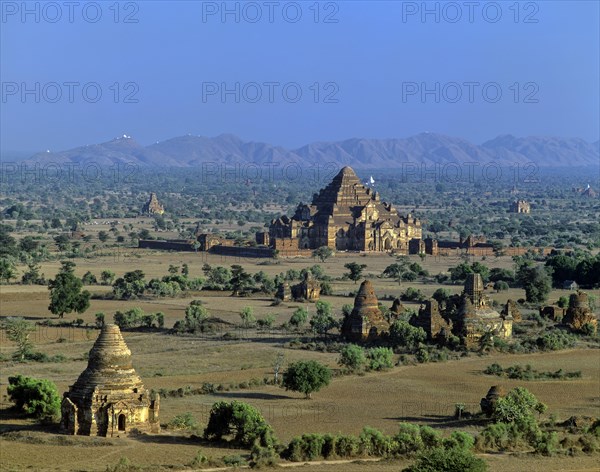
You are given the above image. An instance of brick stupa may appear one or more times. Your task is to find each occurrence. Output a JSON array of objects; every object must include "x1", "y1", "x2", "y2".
[
  {"x1": 342, "y1": 280, "x2": 390, "y2": 341},
  {"x1": 61, "y1": 324, "x2": 159, "y2": 436}
]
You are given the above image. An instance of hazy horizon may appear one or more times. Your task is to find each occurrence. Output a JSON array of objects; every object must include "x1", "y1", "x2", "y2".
[{"x1": 2, "y1": 1, "x2": 599, "y2": 155}]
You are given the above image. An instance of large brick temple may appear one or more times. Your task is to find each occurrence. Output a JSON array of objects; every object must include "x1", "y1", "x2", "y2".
[{"x1": 267, "y1": 166, "x2": 422, "y2": 253}]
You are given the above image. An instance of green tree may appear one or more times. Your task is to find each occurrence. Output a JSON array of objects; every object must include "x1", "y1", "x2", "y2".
[
  {"x1": 0, "y1": 258, "x2": 17, "y2": 284},
  {"x1": 0, "y1": 226, "x2": 18, "y2": 257},
  {"x1": 82, "y1": 271, "x2": 97, "y2": 285},
  {"x1": 338, "y1": 344, "x2": 366, "y2": 372},
  {"x1": 1, "y1": 317, "x2": 34, "y2": 361},
  {"x1": 21, "y1": 262, "x2": 45, "y2": 285},
  {"x1": 53, "y1": 234, "x2": 70, "y2": 252},
  {"x1": 48, "y1": 261, "x2": 90, "y2": 318},
  {"x1": 98, "y1": 230, "x2": 109, "y2": 242},
  {"x1": 389, "y1": 320, "x2": 426, "y2": 350},
  {"x1": 95, "y1": 312, "x2": 105, "y2": 328},
  {"x1": 313, "y1": 246, "x2": 334, "y2": 263},
  {"x1": 19, "y1": 236, "x2": 39, "y2": 254},
  {"x1": 175, "y1": 300, "x2": 208, "y2": 332},
  {"x1": 492, "y1": 387, "x2": 547, "y2": 428},
  {"x1": 181, "y1": 263, "x2": 189, "y2": 276},
  {"x1": 240, "y1": 306, "x2": 256, "y2": 328},
  {"x1": 493, "y1": 281, "x2": 509, "y2": 292},
  {"x1": 344, "y1": 262, "x2": 367, "y2": 284},
  {"x1": 7, "y1": 375, "x2": 61, "y2": 422},
  {"x1": 100, "y1": 269, "x2": 115, "y2": 285},
  {"x1": 557, "y1": 296, "x2": 569, "y2": 308},
  {"x1": 517, "y1": 265, "x2": 552, "y2": 304},
  {"x1": 230, "y1": 265, "x2": 254, "y2": 296},
  {"x1": 113, "y1": 307, "x2": 144, "y2": 329},
  {"x1": 310, "y1": 301, "x2": 338, "y2": 335},
  {"x1": 204, "y1": 401, "x2": 277, "y2": 448},
  {"x1": 289, "y1": 307, "x2": 309, "y2": 329},
  {"x1": 112, "y1": 270, "x2": 146, "y2": 299},
  {"x1": 382, "y1": 262, "x2": 406, "y2": 280},
  {"x1": 282, "y1": 360, "x2": 332, "y2": 399}
]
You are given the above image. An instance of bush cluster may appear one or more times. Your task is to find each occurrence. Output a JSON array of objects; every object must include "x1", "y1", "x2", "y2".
[
  {"x1": 282, "y1": 424, "x2": 478, "y2": 463},
  {"x1": 484, "y1": 363, "x2": 582, "y2": 381}
]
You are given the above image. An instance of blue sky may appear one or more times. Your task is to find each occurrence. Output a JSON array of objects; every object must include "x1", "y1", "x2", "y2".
[{"x1": 1, "y1": 0, "x2": 599, "y2": 153}]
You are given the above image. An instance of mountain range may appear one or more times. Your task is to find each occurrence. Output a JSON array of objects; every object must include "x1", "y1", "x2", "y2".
[{"x1": 21, "y1": 133, "x2": 599, "y2": 169}]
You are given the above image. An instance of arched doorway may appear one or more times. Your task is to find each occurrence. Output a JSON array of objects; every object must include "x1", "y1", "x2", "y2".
[
  {"x1": 118, "y1": 414, "x2": 126, "y2": 431},
  {"x1": 384, "y1": 238, "x2": 392, "y2": 250}
]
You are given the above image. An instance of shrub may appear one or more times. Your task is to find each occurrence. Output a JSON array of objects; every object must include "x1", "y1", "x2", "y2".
[
  {"x1": 168, "y1": 412, "x2": 198, "y2": 430},
  {"x1": 443, "y1": 431, "x2": 475, "y2": 450},
  {"x1": 334, "y1": 434, "x2": 361, "y2": 458},
  {"x1": 285, "y1": 433, "x2": 327, "y2": 461},
  {"x1": 477, "y1": 422, "x2": 510, "y2": 451},
  {"x1": 395, "y1": 423, "x2": 423, "y2": 454},
  {"x1": 105, "y1": 457, "x2": 141, "y2": 472},
  {"x1": 250, "y1": 444, "x2": 279, "y2": 467},
  {"x1": 484, "y1": 363, "x2": 503, "y2": 376},
  {"x1": 359, "y1": 426, "x2": 397, "y2": 456},
  {"x1": 257, "y1": 314, "x2": 275, "y2": 329},
  {"x1": 338, "y1": 344, "x2": 366, "y2": 372},
  {"x1": 419, "y1": 426, "x2": 442, "y2": 448},
  {"x1": 534, "y1": 431, "x2": 559, "y2": 456},
  {"x1": 187, "y1": 450, "x2": 209, "y2": 468},
  {"x1": 415, "y1": 346, "x2": 429, "y2": 363},
  {"x1": 222, "y1": 455, "x2": 245, "y2": 467},
  {"x1": 7, "y1": 375, "x2": 61, "y2": 422},
  {"x1": 536, "y1": 330, "x2": 577, "y2": 351},
  {"x1": 366, "y1": 347, "x2": 394, "y2": 371},
  {"x1": 403, "y1": 446, "x2": 487, "y2": 472}
]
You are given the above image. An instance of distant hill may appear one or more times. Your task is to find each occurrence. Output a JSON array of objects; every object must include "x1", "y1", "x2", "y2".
[{"x1": 22, "y1": 133, "x2": 599, "y2": 168}]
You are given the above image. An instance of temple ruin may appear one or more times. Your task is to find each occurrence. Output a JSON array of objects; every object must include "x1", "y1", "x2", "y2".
[
  {"x1": 411, "y1": 273, "x2": 514, "y2": 348},
  {"x1": 61, "y1": 324, "x2": 159, "y2": 436},
  {"x1": 459, "y1": 274, "x2": 513, "y2": 348},
  {"x1": 341, "y1": 280, "x2": 390, "y2": 341},
  {"x1": 563, "y1": 291, "x2": 597, "y2": 333},
  {"x1": 141, "y1": 192, "x2": 165, "y2": 216},
  {"x1": 268, "y1": 166, "x2": 422, "y2": 253},
  {"x1": 510, "y1": 200, "x2": 531, "y2": 213},
  {"x1": 275, "y1": 272, "x2": 321, "y2": 302}
]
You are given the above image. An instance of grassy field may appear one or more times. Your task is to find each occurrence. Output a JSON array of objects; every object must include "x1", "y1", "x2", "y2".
[{"x1": 1, "y1": 250, "x2": 599, "y2": 471}]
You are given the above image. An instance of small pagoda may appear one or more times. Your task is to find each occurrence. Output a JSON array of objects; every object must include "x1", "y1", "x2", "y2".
[
  {"x1": 341, "y1": 280, "x2": 390, "y2": 341},
  {"x1": 61, "y1": 324, "x2": 159, "y2": 436}
]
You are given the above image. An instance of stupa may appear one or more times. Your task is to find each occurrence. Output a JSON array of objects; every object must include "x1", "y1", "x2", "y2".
[
  {"x1": 61, "y1": 324, "x2": 159, "y2": 436},
  {"x1": 341, "y1": 280, "x2": 390, "y2": 341}
]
